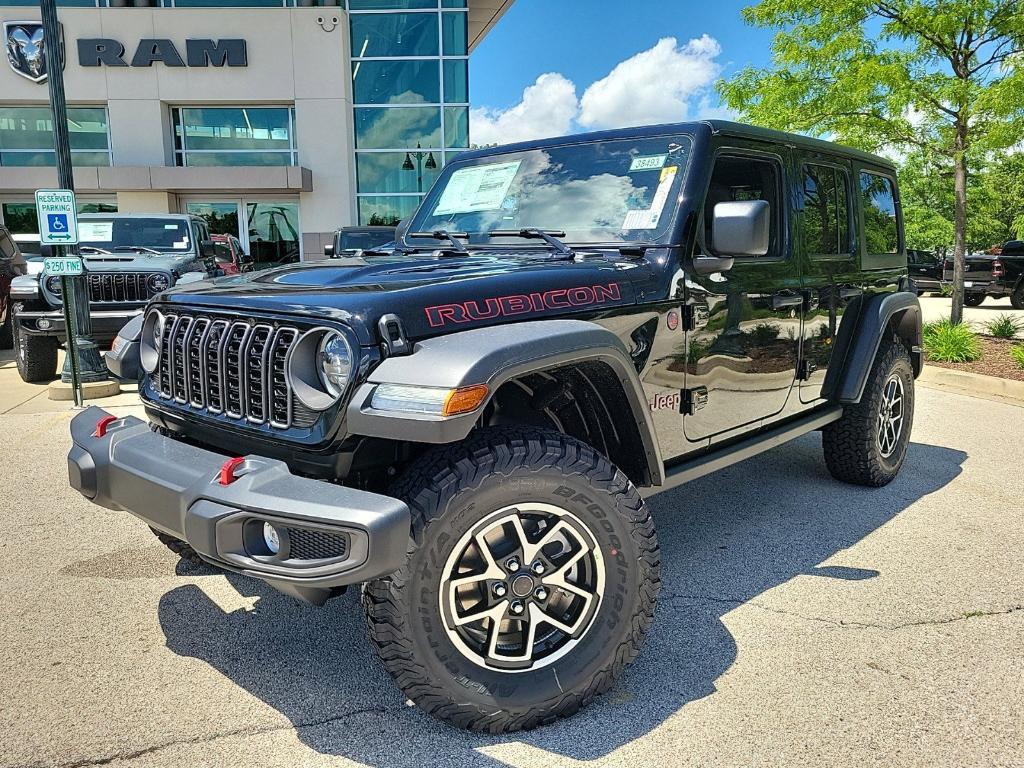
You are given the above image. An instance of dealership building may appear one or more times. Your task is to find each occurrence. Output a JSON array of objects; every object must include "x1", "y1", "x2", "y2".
[{"x1": 0, "y1": 0, "x2": 513, "y2": 262}]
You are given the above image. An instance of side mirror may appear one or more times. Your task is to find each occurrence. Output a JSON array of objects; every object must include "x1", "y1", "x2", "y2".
[
  {"x1": 712, "y1": 200, "x2": 770, "y2": 257},
  {"x1": 200, "y1": 240, "x2": 216, "y2": 258},
  {"x1": 324, "y1": 243, "x2": 335, "y2": 258}
]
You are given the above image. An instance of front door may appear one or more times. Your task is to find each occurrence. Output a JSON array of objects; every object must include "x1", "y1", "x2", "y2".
[{"x1": 683, "y1": 149, "x2": 801, "y2": 444}]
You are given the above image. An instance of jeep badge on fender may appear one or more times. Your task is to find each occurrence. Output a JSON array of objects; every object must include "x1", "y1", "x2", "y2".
[{"x1": 68, "y1": 120, "x2": 921, "y2": 732}]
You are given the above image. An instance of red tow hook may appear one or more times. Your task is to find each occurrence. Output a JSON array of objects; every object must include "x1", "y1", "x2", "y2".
[
  {"x1": 218, "y1": 456, "x2": 246, "y2": 486},
  {"x1": 93, "y1": 415, "x2": 118, "y2": 438}
]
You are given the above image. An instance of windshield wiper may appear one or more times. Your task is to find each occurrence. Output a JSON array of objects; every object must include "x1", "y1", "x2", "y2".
[
  {"x1": 113, "y1": 245, "x2": 163, "y2": 256},
  {"x1": 78, "y1": 246, "x2": 112, "y2": 255},
  {"x1": 407, "y1": 230, "x2": 469, "y2": 253},
  {"x1": 490, "y1": 229, "x2": 575, "y2": 257}
]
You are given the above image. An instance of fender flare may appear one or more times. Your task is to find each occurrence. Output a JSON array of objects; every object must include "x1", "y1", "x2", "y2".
[
  {"x1": 825, "y1": 291, "x2": 922, "y2": 404},
  {"x1": 346, "y1": 319, "x2": 665, "y2": 486}
]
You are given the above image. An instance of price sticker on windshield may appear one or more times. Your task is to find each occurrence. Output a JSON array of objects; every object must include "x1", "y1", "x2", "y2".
[
  {"x1": 43, "y1": 256, "x2": 84, "y2": 276},
  {"x1": 629, "y1": 155, "x2": 667, "y2": 172}
]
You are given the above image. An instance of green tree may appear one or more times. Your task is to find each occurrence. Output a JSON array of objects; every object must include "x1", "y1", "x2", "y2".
[{"x1": 719, "y1": 1, "x2": 1024, "y2": 323}]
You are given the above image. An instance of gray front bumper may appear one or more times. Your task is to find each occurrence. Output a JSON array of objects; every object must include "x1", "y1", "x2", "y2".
[{"x1": 68, "y1": 407, "x2": 410, "y2": 604}]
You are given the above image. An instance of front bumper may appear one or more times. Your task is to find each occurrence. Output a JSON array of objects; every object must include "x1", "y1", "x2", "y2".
[
  {"x1": 68, "y1": 407, "x2": 410, "y2": 604},
  {"x1": 16, "y1": 308, "x2": 141, "y2": 341}
]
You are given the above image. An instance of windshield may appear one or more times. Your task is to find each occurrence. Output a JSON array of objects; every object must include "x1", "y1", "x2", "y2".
[
  {"x1": 340, "y1": 230, "x2": 395, "y2": 251},
  {"x1": 77, "y1": 217, "x2": 192, "y2": 253},
  {"x1": 409, "y1": 134, "x2": 692, "y2": 245}
]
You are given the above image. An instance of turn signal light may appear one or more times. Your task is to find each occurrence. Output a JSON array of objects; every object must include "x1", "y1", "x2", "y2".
[
  {"x1": 218, "y1": 456, "x2": 246, "y2": 486},
  {"x1": 442, "y1": 385, "x2": 489, "y2": 417}
]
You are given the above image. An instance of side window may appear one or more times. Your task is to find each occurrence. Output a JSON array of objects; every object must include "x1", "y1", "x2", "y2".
[
  {"x1": 859, "y1": 172, "x2": 899, "y2": 254},
  {"x1": 803, "y1": 164, "x2": 850, "y2": 256},
  {"x1": 704, "y1": 154, "x2": 782, "y2": 258}
]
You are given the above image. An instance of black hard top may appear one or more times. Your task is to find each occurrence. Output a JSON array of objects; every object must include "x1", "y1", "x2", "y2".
[{"x1": 458, "y1": 120, "x2": 896, "y2": 172}]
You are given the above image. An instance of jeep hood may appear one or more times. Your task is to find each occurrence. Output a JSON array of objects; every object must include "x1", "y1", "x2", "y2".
[
  {"x1": 155, "y1": 251, "x2": 641, "y2": 344},
  {"x1": 79, "y1": 253, "x2": 195, "y2": 271}
]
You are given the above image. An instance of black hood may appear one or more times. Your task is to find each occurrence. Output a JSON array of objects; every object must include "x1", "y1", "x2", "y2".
[{"x1": 155, "y1": 251, "x2": 641, "y2": 345}]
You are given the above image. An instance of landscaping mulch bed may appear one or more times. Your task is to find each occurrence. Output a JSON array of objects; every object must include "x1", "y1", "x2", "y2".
[{"x1": 926, "y1": 335, "x2": 1024, "y2": 382}]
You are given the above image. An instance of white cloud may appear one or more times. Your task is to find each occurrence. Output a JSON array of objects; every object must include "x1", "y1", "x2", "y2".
[
  {"x1": 469, "y1": 72, "x2": 578, "y2": 147},
  {"x1": 578, "y1": 36, "x2": 724, "y2": 129}
]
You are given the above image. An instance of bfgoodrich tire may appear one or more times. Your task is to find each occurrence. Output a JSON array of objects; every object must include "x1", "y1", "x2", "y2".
[
  {"x1": 822, "y1": 336, "x2": 915, "y2": 487},
  {"x1": 15, "y1": 321, "x2": 58, "y2": 383},
  {"x1": 363, "y1": 427, "x2": 660, "y2": 732},
  {"x1": 149, "y1": 527, "x2": 203, "y2": 565}
]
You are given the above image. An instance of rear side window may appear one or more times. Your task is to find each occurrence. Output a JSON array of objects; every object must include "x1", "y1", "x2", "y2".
[
  {"x1": 860, "y1": 172, "x2": 899, "y2": 254},
  {"x1": 803, "y1": 164, "x2": 850, "y2": 256}
]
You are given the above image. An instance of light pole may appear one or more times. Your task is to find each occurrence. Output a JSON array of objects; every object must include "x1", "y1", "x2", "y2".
[
  {"x1": 401, "y1": 143, "x2": 437, "y2": 196},
  {"x1": 40, "y1": 0, "x2": 108, "y2": 389}
]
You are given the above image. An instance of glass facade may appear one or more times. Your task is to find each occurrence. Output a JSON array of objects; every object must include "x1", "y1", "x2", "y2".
[
  {"x1": 0, "y1": 107, "x2": 111, "y2": 167},
  {"x1": 173, "y1": 107, "x2": 297, "y2": 167},
  {"x1": 350, "y1": 0, "x2": 469, "y2": 224}
]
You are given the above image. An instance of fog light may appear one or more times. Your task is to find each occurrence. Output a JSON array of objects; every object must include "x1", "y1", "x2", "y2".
[
  {"x1": 37, "y1": 318, "x2": 51, "y2": 331},
  {"x1": 263, "y1": 522, "x2": 281, "y2": 555}
]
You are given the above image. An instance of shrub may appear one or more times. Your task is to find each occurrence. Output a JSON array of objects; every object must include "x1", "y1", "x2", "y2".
[
  {"x1": 984, "y1": 314, "x2": 1024, "y2": 339},
  {"x1": 748, "y1": 321, "x2": 780, "y2": 345},
  {"x1": 1011, "y1": 345, "x2": 1024, "y2": 369},
  {"x1": 923, "y1": 319, "x2": 982, "y2": 363},
  {"x1": 939, "y1": 283, "x2": 954, "y2": 297}
]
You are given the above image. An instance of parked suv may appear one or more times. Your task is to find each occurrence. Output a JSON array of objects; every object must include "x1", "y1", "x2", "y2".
[
  {"x1": 69, "y1": 121, "x2": 921, "y2": 732},
  {"x1": 10, "y1": 213, "x2": 217, "y2": 381},
  {"x1": 0, "y1": 226, "x2": 30, "y2": 349},
  {"x1": 324, "y1": 225, "x2": 396, "y2": 258}
]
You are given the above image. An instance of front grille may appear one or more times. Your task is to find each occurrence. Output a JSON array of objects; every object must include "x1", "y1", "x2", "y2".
[
  {"x1": 286, "y1": 528, "x2": 349, "y2": 560},
  {"x1": 154, "y1": 311, "x2": 303, "y2": 429},
  {"x1": 87, "y1": 273, "x2": 159, "y2": 303}
]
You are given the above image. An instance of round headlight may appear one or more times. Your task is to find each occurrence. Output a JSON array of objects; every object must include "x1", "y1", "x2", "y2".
[
  {"x1": 318, "y1": 331, "x2": 354, "y2": 398},
  {"x1": 140, "y1": 310, "x2": 164, "y2": 374},
  {"x1": 148, "y1": 274, "x2": 170, "y2": 293},
  {"x1": 45, "y1": 275, "x2": 63, "y2": 296}
]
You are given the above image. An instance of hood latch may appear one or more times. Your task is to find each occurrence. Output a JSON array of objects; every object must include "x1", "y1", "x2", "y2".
[{"x1": 378, "y1": 313, "x2": 411, "y2": 357}]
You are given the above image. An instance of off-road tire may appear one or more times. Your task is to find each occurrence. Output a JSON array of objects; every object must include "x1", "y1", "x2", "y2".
[
  {"x1": 963, "y1": 293, "x2": 985, "y2": 307},
  {"x1": 0, "y1": 307, "x2": 12, "y2": 350},
  {"x1": 149, "y1": 526, "x2": 203, "y2": 565},
  {"x1": 363, "y1": 427, "x2": 661, "y2": 733},
  {"x1": 15, "y1": 320, "x2": 58, "y2": 382},
  {"x1": 822, "y1": 336, "x2": 914, "y2": 487},
  {"x1": 1010, "y1": 285, "x2": 1024, "y2": 310}
]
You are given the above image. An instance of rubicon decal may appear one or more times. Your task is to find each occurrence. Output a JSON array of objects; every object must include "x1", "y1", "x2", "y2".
[{"x1": 425, "y1": 282, "x2": 622, "y2": 328}]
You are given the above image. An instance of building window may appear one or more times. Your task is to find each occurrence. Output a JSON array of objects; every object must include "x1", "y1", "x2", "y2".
[
  {"x1": 1, "y1": 200, "x2": 116, "y2": 236},
  {"x1": 172, "y1": 107, "x2": 297, "y2": 167},
  {"x1": 0, "y1": 106, "x2": 111, "y2": 167},
  {"x1": 860, "y1": 172, "x2": 900, "y2": 255},
  {"x1": 349, "y1": 2, "x2": 469, "y2": 224},
  {"x1": 803, "y1": 164, "x2": 851, "y2": 256}
]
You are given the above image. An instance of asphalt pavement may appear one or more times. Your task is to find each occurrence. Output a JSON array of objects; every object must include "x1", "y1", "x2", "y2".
[
  {"x1": 1, "y1": 349, "x2": 1022, "y2": 768},
  {"x1": 919, "y1": 294, "x2": 1024, "y2": 336}
]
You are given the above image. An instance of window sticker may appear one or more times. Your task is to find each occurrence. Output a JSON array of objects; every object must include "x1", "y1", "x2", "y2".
[
  {"x1": 628, "y1": 154, "x2": 668, "y2": 172},
  {"x1": 433, "y1": 160, "x2": 522, "y2": 216},
  {"x1": 622, "y1": 166, "x2": 678, "y2": 230},
  {"x1": 164, "y1": 224, "x2": 179, "y2": 229},
  {"x1": 78, "y1": 221, "x2": 113, "y2": 242}
]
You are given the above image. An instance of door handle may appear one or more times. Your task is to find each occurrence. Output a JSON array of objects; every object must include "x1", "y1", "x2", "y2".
[{"x1": 771, "y1": 292, "x2": 804, "y2": 310}]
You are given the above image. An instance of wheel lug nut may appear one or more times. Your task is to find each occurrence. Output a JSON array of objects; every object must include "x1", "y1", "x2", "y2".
[
  {"x1": 534, "y1": 586, "x2": 548, "y2": 600},
  {"x1": 531, "y1": 560, "x2": 546, "y2": 575},
  {"x1": 510, "y1": 600, "x2": 525, "y2": 615},
  {"x1": 492, "y1": 583, "x2": 507, "y2": 597},
  {"x1": 506, "y1": 558, "x2": 520, "y2": 572}
]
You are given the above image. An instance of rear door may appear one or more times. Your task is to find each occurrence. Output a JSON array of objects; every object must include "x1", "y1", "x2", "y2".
[{"x1": 683, "y1": 145, "x2": 802, "y2": 444}]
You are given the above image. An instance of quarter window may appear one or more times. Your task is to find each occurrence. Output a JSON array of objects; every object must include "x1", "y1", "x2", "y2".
[
  {"x1": 0, "y1": 106, "x2": 111, "y2": 167},
  {"x1": 172, "y1": 107, "x2": 297, "y2": 167},
  {"x1": 803, "y1": 164, "x2": 851, "y2": 256},
  {"x1": 860, "y1": 172, "x2": 900, "y2": 254}
]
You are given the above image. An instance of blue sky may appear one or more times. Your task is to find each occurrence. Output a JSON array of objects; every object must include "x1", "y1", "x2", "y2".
[{"x1": 468, "y1": 0, "x2": 776, "y2": 143}]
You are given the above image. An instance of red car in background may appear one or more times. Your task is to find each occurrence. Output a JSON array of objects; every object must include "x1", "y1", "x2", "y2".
[{"x1": 211, "y1": 234, "x2": 253, "y2": 276}]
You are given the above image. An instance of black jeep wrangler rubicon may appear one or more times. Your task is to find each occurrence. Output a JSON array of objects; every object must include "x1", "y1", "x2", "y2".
[{"x1": 68, "y1": 121, "x2": 922, "y2": 732}]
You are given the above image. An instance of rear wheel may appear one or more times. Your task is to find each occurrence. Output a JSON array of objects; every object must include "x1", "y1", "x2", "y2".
[
  {"x1": 1011, "y1": 286, "x2": 1024, "y2": 310},
  {"x1": 963, "y1": 294, "x2": 985, "y2": 307},
  {"x1": 15, "y1": 319, "x2": 58, "y2": 382},
  {"x1": 363, "y1": 427, "x2": 660, "y2": 732},
  {"x1": 822, "y1": 336, "x2": 914, "y2": 487}
]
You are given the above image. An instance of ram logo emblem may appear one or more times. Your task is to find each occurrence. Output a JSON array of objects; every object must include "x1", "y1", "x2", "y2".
[{"x1": 5, "y1": 21, "x2": 54, "y2": 83}]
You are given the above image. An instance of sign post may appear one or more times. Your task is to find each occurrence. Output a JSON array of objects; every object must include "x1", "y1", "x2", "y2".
[{"x1": 39, "y1": 0, "x2": 109, "y2": 405}]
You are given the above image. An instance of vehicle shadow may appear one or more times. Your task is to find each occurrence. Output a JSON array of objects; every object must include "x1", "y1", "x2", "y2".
[{"x1": 157, "y1": 434, "x2": 966, "y2": 766}]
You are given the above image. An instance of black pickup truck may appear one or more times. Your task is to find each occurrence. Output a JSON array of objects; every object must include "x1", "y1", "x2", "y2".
[{"x1": 943, "y1": 241, "x2": 1024, "y2": 307}]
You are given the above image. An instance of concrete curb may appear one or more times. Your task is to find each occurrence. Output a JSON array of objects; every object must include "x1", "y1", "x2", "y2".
[
  {"x1": 918, "y1": 365, "x2": 1024, "y2": 407},
  {"x1": 47, "y1": 379, "x2": 121, "y2": 402}
]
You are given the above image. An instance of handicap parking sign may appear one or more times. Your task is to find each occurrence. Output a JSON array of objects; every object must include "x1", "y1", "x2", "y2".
[
  {"x1": 48, "y1": 213, "x2": 69, "y2": 232},
  {"x1": 35, "y1": 189, "x2": 79, "y2": 245}
]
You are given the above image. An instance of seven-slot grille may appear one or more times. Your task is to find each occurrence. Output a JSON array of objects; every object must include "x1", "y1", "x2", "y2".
[
  {"x1": 154, "y1": 312, "x2": 302, "y2": 429},
  {"x1": 87, "y1": 273, "x2": 160, "y2": 303}
]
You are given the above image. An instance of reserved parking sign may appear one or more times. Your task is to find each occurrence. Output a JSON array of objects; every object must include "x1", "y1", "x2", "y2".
[{"x1": 35, "y1": 189, "x2": 79, "y2": 245}]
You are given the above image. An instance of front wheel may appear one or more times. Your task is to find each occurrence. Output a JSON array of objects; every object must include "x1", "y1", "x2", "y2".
[
  {"x1": 822, "y1": 336, "x2": 915, "y2": 487},
  {"x1": 0, "y1": 306, "x2": 12, "y2": 350},
  {"x1": 15, "y1": 320, "x2": 59, "y2": 382},
  {"x1": 963, "y1": 293, "x2": 985, "y2": 307},
  {"x1": 364, "y1": 428, "x2": 660, "y2": 732}
]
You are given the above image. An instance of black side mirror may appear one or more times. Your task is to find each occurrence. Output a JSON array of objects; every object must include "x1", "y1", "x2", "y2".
[
  {"x1": 324, "y1": 243, "x2": 335, "y2": 257},
  {"x1": 200, "y1": 240, "x2": 216, "y2": 258},
  {"x1": 712, "y1": 200, "x2": 770, "y2": 257}
]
